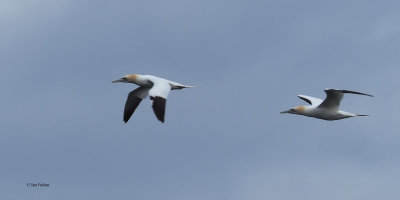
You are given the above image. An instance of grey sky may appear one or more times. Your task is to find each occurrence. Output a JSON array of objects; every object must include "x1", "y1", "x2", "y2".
[{"x1": 1, "y1": 0, "x2": 400, "y2": 199}]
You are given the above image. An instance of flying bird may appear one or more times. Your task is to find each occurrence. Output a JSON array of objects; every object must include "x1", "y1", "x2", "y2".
[
  {"x1": 281, "y1": 89, "x2": 373, "y2": 120},
  {"x1": 113, "y1": 74, "x2": 194, "y2": 123}
]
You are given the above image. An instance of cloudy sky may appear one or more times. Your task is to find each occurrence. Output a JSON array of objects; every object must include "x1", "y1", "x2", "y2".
[{"x1": 2, "y1": 0, "x2": 400, "y2": 199}]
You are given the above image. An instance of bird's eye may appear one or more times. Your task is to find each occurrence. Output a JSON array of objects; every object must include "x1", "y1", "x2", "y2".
[
  {"x1": 121, "y1": 77, "x2": 127, "y2": 80},
  {"x1": 290, "y1": 108, "x2": 296, "y2": 112}
]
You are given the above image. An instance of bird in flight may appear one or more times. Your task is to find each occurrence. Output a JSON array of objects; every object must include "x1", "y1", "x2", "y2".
[
  {"x1": 281, "y1": 89, "x2": 373, "y2": 120},
  {"x1": 113, "y1": 74, "x2": 194, "y2": 123}
]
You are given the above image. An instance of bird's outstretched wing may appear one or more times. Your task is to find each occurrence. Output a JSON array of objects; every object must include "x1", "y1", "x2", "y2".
[
  {"x1": 297, "y1": 95, "x2": 323, "y2": 106},
  {"x1": 150, "y1": 96, "x2": 166, "y2": 123},
  {"x1": 148, "y1": 79, "x2": 171, "y2": 123},
  {"x1": 124, "y1": 86, "x2": 149, "y2": 123},
  {"x1": 318, "y1": 89, "x2": 373, "y2": 110},
  {"x1": 339, "y1": 90, "x2": 374, "y2": 97}
]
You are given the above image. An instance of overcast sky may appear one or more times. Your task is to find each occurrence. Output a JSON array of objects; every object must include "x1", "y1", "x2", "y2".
[{"x1": 2, "y1": 0, "x2": 400, "y2": 199}]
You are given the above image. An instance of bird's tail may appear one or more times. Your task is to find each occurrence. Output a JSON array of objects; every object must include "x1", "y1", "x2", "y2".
[{"x1": 171, "y1": 83, "x2": 197, "y2": 90}]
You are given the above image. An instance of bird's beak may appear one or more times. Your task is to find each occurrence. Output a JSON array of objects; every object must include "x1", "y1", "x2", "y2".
[
  {"x1": 280, "y1": 110, "x2": 291, "y2": 114},
  {"x1": 112, "y1": 78, "x2": 125, "y2": 83}
]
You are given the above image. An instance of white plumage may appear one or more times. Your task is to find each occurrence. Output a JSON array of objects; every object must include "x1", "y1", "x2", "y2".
[
  {"x1": 113, "y1": 74, "x2": 194, "y2": 123},
  {"x1": 281, "y1": 89, "x2": 373, "y2": 120}
]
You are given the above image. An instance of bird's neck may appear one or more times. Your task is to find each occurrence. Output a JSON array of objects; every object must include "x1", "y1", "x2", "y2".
[{"x1": 131, "y1": 76, "x2": 153, "y2": 87}]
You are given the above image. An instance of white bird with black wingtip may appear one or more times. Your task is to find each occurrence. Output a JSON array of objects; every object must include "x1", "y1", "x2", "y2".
[
  {"x1": 113, "y1": 74, "x2": 194, "y2": 123},
  {"x1": 281, "y1": 89, "x2": 373, "y2": 120}
]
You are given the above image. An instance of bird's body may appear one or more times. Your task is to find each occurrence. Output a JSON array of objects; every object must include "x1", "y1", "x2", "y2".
[
  {"x1": 281, "y1": 89, "x2": 373, "y2": 121},
  {"x1": 113, "y1": 74, "x2": 193, "y2": 123},
  {"x1": 125, "y1": 74, "x2": 189, "y2": 90},
  {"x1": 289, "y1": 105, "x2": 358, "y2": 120}
]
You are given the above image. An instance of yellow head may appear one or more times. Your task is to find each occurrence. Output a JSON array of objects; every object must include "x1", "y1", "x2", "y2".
[
  {"x1": 294, "y1": 106, "x2": 306, "y2": 113},
  {"x1": 112, "y1": 74, "x2": 139, "y2": 83},
  {"x1": 280, "y1": 105, "x2": 307, "y2": 114}
]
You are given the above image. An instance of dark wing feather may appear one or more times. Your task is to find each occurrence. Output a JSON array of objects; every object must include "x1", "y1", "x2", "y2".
[
  {"x1": 124, "y1": 95, "x2": 142, "y2": 123},
  {"x1": 318, "y1": 89, "x2": 373, "y2": 110},
  {"x1": 123, "y1": 87, "x2": 149, "y2": 123},
  {"x1": 150, "y1": 96, "x2": 166, "y2": 123},
  {"x1": 340, "y1": 90, "x2": 374, "y2": 97},
  {"x1": 298, "y1": 96, "x2": 312, "y2": 105}
]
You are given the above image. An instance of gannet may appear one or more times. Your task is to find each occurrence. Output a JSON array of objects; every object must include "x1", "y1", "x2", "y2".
[
  {"x1": 280, "y1": 89, "x2": 373, "y2": 120},
  {"x1": 113, "y1": 74, "x2": 194, "y2": 123}
]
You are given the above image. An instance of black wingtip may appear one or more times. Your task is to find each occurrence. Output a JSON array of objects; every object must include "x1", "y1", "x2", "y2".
[
  {"x1": 123, "y1": 90, "x2": 145, "y2": 124},
  {"x1": 338, "y1": 89, "x2": 374, "y2": 97},
  {"x1": 297, "y1": 95, "x2": 312, "y2": 105},
  {"x1": 151, "y1": 96, "x2": 166, "y2": 123}
]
